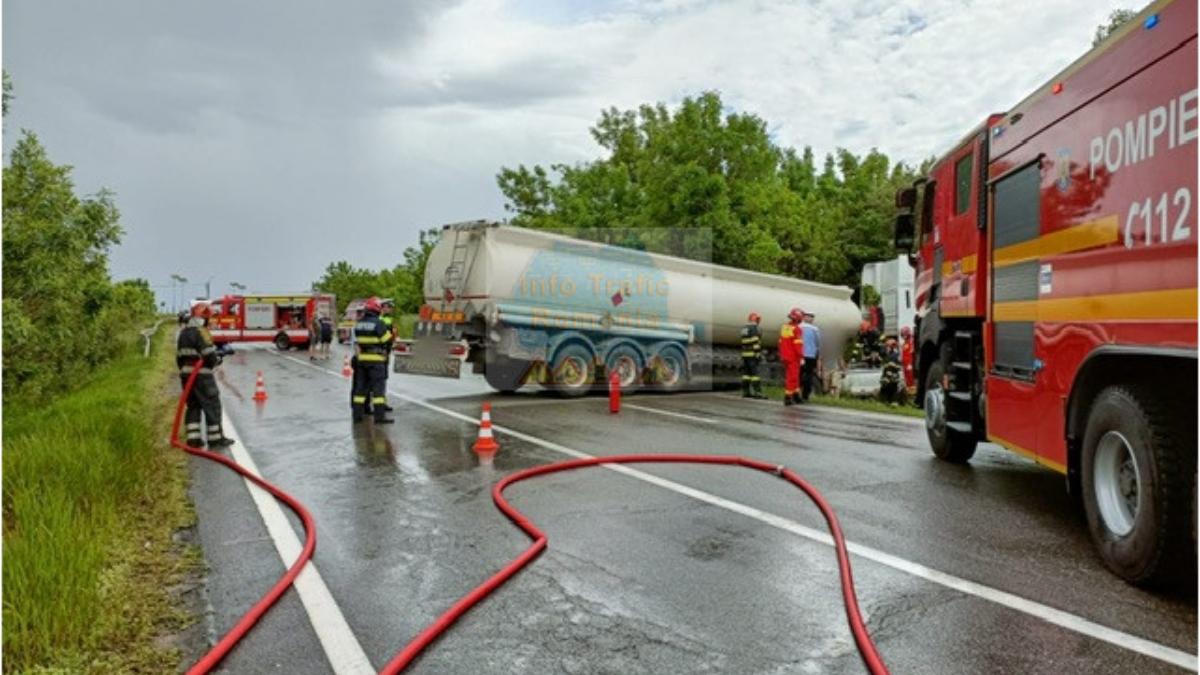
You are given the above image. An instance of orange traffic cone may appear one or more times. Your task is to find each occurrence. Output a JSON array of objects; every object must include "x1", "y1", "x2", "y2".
[
  {"x1": 472, "y1": 402, "x2": 500, "y2": 454},
  {"x1": 342, "y1": 356, "x2": 353, "y2": 378},
  {"x1": 253, "y1": 371, "x2": 269, "y2": 402}
]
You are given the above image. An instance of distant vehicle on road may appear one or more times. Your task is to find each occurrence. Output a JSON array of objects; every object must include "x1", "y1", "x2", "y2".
[
  {"x1": 208, "y1": 292, "x2": 336, "y2": 350},
  {"x1": 893, "y1": 0, "x2": 1196, "y2": 586},
  {"x1": 338, "y1": 298, "x2": 367, "y2": 343},
  {"x1": 394, "y1": 221, "x2": 861, "y2": 396}
]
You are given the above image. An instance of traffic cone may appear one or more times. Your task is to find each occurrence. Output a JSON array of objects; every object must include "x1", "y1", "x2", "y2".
[
  {"x1": 342, "y1": 356, "x2": 353, "y2": 378},
  {"x1": 252, "y1": 371, "x2": 269, "y2": 402},
  {"x1": 472, "y1": 402, "x2": 500, "y2": 454}
]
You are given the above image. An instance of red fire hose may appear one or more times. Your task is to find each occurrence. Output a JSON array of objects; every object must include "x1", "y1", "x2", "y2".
[
  {"x1": 172, "y1": 362, "x2": 317, "y2": 674},
  {"x1": 381, "y1": 454, "x2": 889, "y2": 675}
]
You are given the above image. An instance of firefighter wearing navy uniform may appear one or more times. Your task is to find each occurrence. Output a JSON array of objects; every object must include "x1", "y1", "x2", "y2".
[
  {"x1": 176, "y1": 303, "x2": 234, "y2": 448},
  {"x1": 352, "y1": 296, "x2": 394, "y2": 424},
  {"x1": 739, "y1": 312, "x2": 766, "y2": 399}
]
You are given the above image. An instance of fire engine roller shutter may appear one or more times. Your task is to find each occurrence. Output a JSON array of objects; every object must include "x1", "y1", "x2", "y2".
[{"x1": 991, "y1": 162, "x2": 1041, "y2": 375}]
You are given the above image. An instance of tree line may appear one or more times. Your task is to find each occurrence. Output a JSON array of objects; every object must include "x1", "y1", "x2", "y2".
[
  {"x1": 3, "y1": 73, "x2": 157, "y2": 402},
  {"x1": 312, "y1": 228, "x2": 438, "y2": 316}
]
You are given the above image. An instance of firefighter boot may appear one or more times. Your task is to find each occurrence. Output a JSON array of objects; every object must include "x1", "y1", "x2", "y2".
[
  {"x1": 751, "y1": 380, "x2": 767, "y2": 399},
  {"x1": 784, "y1": 393, "x2": 795, "y2": 406},
  {"x1": 741, "y1": 379, "x2": 752, "y2": 397}
]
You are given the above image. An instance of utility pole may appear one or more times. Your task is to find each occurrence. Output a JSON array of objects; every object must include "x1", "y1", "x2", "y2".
[{"x1": 170, "y1": 274, "x2": 186, "y2": 312}]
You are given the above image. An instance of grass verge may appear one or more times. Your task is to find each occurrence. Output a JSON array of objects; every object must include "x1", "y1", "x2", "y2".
[
  {"x1": 3, "y1": 327, "x2": 200, "y2": 673},
  {"x1": 762, "y1": 384, "x2": 925, "y2": 419}
]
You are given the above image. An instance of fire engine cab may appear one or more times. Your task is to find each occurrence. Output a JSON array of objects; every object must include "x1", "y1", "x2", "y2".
[
  {"x1": 894, "y1": 0, "x2": 1196, "y2": 586},
  {"x1": 208, "y1": 293, "x2": 336, "y2": 350}
]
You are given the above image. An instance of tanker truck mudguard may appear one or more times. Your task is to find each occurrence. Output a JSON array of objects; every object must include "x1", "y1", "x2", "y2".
[
  {"x1": 893, "y1": 0, "x2": 1197, "y2": 587},
  {"x1": 395, "y1": 221, "x2": 861, "y2": 397}
]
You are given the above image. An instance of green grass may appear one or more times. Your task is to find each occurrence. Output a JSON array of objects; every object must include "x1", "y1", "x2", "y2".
[
  {"x1": 3, "y1": 328, "x2": 198, "y2": 673},
  {"x1": 762, "y1": 384, "x2": 925, "y2": 418}
]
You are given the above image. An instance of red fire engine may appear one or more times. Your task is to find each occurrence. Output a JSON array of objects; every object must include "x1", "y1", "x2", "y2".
[
  {"x1": 894, "y1": 0, "x2": 1196, "y2": 586},
  {"x1": 208, "y1": 293, "x2": 336, "y2": 350}
]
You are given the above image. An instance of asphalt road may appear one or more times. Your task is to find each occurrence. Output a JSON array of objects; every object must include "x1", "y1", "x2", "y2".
[{"x1": 186, "y1": 342, "x2": 1198, "y2": 674}]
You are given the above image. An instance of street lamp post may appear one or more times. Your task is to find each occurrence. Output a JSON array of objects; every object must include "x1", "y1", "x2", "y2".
[{"x1": 169, "y1": 274, "x2": 187, "y2": 312}]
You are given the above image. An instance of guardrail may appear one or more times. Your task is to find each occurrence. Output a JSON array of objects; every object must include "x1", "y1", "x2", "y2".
[{"x1": 141, "y1": 318, "x2": 166, "y2": 358}]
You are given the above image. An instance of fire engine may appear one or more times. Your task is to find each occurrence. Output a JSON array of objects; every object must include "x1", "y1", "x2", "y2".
[
  {"x1": 338, "y1": 298, "x2": 367, "y2": 344},
  {"x1": 208, "y1": 293, "x2": 336, "y2": 350},
  {"x1": 894, "y1": 0, "x2": 1196, "y2": 586}
]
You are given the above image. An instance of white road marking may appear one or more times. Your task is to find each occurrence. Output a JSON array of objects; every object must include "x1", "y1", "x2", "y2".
[
  {"x1": 219, "y1": 411, "x2": 376, "y2": 675},
  {"x1": 713, "y1": 392, "x2": 927, "y2": 426},
  {"x1": 624, "y1": 403, "x2": 718, "y2": 424},
  {"x1": 276, "y1": 353, "x2": 1198, "y2": 671}
]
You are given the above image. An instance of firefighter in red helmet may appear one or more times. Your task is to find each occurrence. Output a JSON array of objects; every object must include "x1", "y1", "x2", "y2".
[
  {"x1": 739, "y1": 312, "x2": 766, "y2": 399},
  {"x1": 351, "y1": 296, "x2": 394, "y2": 424},
  {"x1": 778, "y1": 308, "x2": 805, "y2": 405},
  {"x1": 176, "y1": 303, "x2": 233, "y2": 448}
]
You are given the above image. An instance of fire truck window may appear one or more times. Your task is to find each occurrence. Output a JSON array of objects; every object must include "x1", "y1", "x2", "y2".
[
  {"x1": 954, "y1": 154, "x2": 973, "y2": 215},
  {"x1": 920, "y1": 181, "x2": 936, "y2": 236}
]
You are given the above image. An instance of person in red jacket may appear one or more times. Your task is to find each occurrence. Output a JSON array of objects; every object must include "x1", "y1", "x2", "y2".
[
  {"x1": 900, "y1": 325, "x2": 915, "y2": 391},
  {"x1": 778, "y1": 308, "x2": 805, "y2": 406}
]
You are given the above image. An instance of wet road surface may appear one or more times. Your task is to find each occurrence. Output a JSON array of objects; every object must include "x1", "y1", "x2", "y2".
[{"x1": 188, "y1": 343, "x2": 1198, "y2": 673}]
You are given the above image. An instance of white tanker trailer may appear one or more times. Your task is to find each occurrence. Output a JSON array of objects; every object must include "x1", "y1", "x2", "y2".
[{"x1": 394, "y1": 221, "x2": 861, "y2": 395}]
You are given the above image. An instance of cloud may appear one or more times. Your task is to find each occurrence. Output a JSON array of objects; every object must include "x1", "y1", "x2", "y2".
[{"x1": 3, "y1": 0, "x2": 1130, "y2": 302}]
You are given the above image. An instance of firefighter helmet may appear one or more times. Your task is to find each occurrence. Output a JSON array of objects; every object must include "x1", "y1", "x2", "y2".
[
  {"x1": 364, "y1": 296, "x2": 383, "y2": 313},
  {"x1": 788, "y1": 308, "x2": 804, "y2": 323},
  {"x1": 900, "y1": 325, "x2": 912, "y2": 338},
  {"x1": 191, "y1": 303, "x2": 212, "y2": 319},
  {"x1": 381, "y1": 298, "x2": 395, "y2": 309},
  {"x1": 748, "y1": 312, "x2": 761, "y2": 324}
]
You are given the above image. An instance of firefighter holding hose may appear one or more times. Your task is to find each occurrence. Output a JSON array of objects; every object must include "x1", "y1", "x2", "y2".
[
  {"x1": 779, "y1": 307, "x2": 805, "y2": 406},
  {"x1": 351, "y1": 296, "x2": 394, "y2": 424},
  {"x1": 176, "y1": 303, "x2": 234, "y2": 448}
]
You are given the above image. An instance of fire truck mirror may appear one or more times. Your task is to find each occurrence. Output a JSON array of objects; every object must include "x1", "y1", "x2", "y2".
[
  {"x1": 894, "y1": 213, "x2": 916, "y2": 252},
  {"x1": 895, "y1": 187, "x2": 918, "y2": 209}
]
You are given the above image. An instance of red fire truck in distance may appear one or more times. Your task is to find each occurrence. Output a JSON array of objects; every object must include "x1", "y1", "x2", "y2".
[
  {"x1": 894, "y1": 0, "x2": 1196, "y2": 586},
  {"x1": 208, "y1": 293, "x2": 336, "y2": 350}
]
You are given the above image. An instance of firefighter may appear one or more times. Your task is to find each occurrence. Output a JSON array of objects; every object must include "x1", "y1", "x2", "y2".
[
  {"x1": 900, "y1": 325, "x2": 915, "y2": 391},
  {"x1": 378, "y1": 299, "x2": 396, "y2": 413},
  {"x1": 352, "y1": 296, "x2": 394, "y2": 424},
  {"x1": 176, "y1": 303, "x2": 234, "y2": 448},
  {"x1": 739, "y1": 312, "x2": 766, "y2": 399},
  {"x1": 879, "y1": 338, "x2": 906, "y2": 404},
  {"x1": 778, "y1": 307, "x2": 805, "y2": 406}
]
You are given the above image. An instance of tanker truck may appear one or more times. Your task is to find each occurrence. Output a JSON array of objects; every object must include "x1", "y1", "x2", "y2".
[{"x1": 394, "y1": 221, "x2": 861, "y2": 395}]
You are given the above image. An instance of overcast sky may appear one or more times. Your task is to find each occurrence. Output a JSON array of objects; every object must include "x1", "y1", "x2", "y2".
[{"x1": 3, "y1": 0, "x2": 1130, "y2": 308}]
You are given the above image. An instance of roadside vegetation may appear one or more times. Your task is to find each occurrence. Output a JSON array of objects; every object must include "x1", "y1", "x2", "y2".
[
  {"x1": 3, "y1": 328, "x2": 199, "y2": 672},
  {"x1": 3, "y1": 72, "x2": 198, "y2": 673}
]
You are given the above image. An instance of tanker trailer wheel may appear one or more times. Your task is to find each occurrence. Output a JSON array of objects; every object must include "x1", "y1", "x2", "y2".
[
  {"x1": 1081, "y1": 385, "x2": 1195, "y2": 587},
  {"x1": 923, "y1": 356, "x2": 975, "y2": 463},
  {"x1": 605, "y1": 344, "x2": 644, "y2": 393},
  {"x1": 648, "y1": 345, "x2": 687, "y2": 393},
  {"x1": 550, "y1": 343, "x2": 595, "y2": 398},
  {"x1": 274, "y1": 332, "x2": 292, "y2": 351},
  {"x1": 484, "y1": 355, "x2": 531, "y2": 394}
]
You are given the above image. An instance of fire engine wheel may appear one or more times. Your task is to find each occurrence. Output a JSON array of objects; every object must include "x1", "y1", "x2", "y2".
[
  {"x1": 923, "y1": 359, "x2": 976, "y2": 463},
  {"x1": 550, "y1": 344, "x2": 595, "y2": 398},
  {"x1": 274, "y1": 333, "x2": 291, "y2": 351},
  {"x1": 1081, "y1": 385, "x2": 1195, "y2": 587}
]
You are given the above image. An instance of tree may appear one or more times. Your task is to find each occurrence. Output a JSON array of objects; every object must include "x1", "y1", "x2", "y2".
[
  {"x1": 496, "y1": 92, "x2": 920, "y2": 287},
  {"x1": 3, "y1": 71, "x2": 12, "y2": 117},
  {"x1": 1093, "y1": 9, "x2": 1136, "y2": 46},
  {"x1": 313, "y1": 228, "x2": 439, "y2": 316},
  {"x1": 3, "y1": 131, "x2": 152, "y2": 400}
]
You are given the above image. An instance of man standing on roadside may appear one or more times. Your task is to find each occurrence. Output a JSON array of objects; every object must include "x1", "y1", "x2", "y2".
[
  {"x1": 800, "y1": 311, "x2": 821, "y2": 402},
  {"x1": 176, "y1": 303, "x2": 234, "y2": 448}
]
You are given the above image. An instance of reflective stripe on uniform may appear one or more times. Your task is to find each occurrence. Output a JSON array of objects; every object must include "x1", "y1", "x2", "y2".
[
  {"x1": 371, "y1": 396, "x2": 387, "y2": 405},
  {"x1": 200, "y1": 346, "x2": 216, "y2": 355},
  {"x1": 352, "y1": 395, "x2": 367, "y2": 403},
  {"x1": 178, "y1": 347, "x2": 200, "y2": 356},
  {"x1": 358, "y1": 353, "x2": 386, "y2": 362},
  {"x1": 180, "y1": 366, "x2": 214, "y2": 374}
]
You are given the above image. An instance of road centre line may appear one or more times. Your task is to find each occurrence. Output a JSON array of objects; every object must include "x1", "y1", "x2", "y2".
[
  {"x1": 623, "y1": 403, "x2": 719, "y2": 424},
  {"x1": 275, "y1": 352, "x2": 1197, "y2": 671},
  {"x1": 219, "y1": 410, "x2": 376, "y2": 674}
]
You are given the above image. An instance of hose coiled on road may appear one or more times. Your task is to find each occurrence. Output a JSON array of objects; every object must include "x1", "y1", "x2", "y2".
[{"x1": 382, "y1": 453, "x2": 889, "y2": 675}]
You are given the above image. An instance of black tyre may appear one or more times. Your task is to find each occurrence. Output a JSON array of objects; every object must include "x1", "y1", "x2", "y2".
[
  {"x1": 484, "y1": 355, "x2": 530, "y2": 394},
  {"x1": 1081, "y1": 385, "x2": 1195, "y2": 587},
  {"x1": 274, "y1": 333, "x2": 291, "y2": 350},
  {"x1": 550, "y1": 343, "x2": 595, "y2": 398},
  {"x1": 923, "y1": 356, "x2": 976, "y2": 463},
  {"x1": 605, "y1": 344, "x2": 644, "y2": 393},
  {"x1": 648, "y1": 345, "x2": 688, "y2": 393}
]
